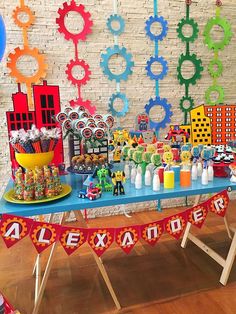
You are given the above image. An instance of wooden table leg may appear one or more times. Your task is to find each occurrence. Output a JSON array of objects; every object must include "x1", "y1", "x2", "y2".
[
  {"x1": 224, "y1": 214, "x2": 233, "y2": 240},
  {"x1": 220, "y1": 230, "x2": 236, "y2": 285},
  {"x1": 33, "y1": 214, "x2": 54, "y2": 304},
  {"x1": 181, "y1": 194, "x2": 202, "y2": 249},
  {"x1": 73, "y1": 210, "x2": 121, "y2": 310},
  {"x1": 32, "y1": 213, "x2": 65, "y2": 314}
]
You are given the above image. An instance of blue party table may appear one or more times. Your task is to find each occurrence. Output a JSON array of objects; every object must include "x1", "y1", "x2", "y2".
[
  {"x1": 1, "y1": 174, "x2": 236, "y2": 314},
  {"x1": 0, "y1": 174, "x2": 236, "y2": 217}
]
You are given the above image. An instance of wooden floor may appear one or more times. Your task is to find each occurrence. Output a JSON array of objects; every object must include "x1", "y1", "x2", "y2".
[{"x1": 1, "y1": 200, "x2": 236, "y2": 314}]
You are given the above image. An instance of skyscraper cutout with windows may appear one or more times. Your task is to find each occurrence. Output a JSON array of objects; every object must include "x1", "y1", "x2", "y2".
[
  {"x1": 6, "y1": 81, "x2": 64, "y2": 169},
  {"x1": 204, "y1": 105, "x2": 236, "y2": 145}
]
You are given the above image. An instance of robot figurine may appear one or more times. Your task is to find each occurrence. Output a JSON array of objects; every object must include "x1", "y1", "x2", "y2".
[
  {"x1": 93, "y1": 166, "x2": 112, "y2": 191},
  {"x1": 111, "y1": 171, "x2": 126, "y2": 196}
]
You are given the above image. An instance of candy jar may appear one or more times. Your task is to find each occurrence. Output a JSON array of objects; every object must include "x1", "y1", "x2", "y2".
[
  {"x1": 24, "y1": 169, "x2": 34, "y2": 201},
  {"x1": 14, "y1": 167, "x2": 24, "y2": 200}
]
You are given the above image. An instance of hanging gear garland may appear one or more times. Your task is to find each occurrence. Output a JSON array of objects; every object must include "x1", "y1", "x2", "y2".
[
  {"x1": 7, "y1": 0, "x2": 47, "y2": 109},
  {"x1": 100, "y1": 1, "x2": 134, "y2": 121},
  {"x1": 56, "y1": 1, "x2": 96, "y2": 114},
  {"x1": 144, "y1": 0, "x2": 172, "y2": 135},
  {"x1": 203, "y1": 1, "x2": 232, "y2": 106},
  {"x1": 176, "y1": 0, "x2": 203, "y2": 124}
]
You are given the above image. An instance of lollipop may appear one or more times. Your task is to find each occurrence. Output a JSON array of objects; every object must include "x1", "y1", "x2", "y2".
[
  {"x1": 93, "y1": 128, "x2": 105, "y2": 140},
  {"x1": 97, "y1": 121, "x2": 107, "y2": 129},
  {"x1": 64, "y1": 107, "x2": 73, "y2": 114},
  {"x1": 104, "y1": 114, "x2": 114, "y2": 128},
  {"x1": 78, "y1": 111, "x2": 89, "y2": 119},
  {"x1": 62, "y1": 119, "x2": 72, "y2": 131},
  {"x1": 87, "y1": 122, "x2": 96, "y2": 128},
  {"x1": 72, "y1": 119, "x2": 86, "y2": 132},
  {"x1": 81, "y1": 127, "x2": 93, "y2": 139},
  {"x1": 56, "y1": 112, "x2": 67, "y2": 125},
  {"x1": 94, "y1": 114, "x2": 103, "y2": 120},
  {"x1": 69, "y1": 110, "x2": 79, "y2": 120}
]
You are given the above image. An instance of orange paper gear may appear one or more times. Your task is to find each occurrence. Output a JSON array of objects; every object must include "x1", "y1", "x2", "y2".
[
  {"x1": 140, "y1": 220, "x2": 164, "y2": 246},
  {"x1": 87, "y1": 228, "x2": 115, "y2": 257},
  {"x1": 59, "y1": 226, "x2": 88, "y2": 256},
  {"x1": 116, "y1": 226, "x2": 140, "y2": 254},
  {"x1": 30, "y1": 221, "x2": 61, "y2": 254},
  {"x1": 208, "y1": 189, "x2": 229, "y2": 217},
  {"x1": 0, "y1": 214, "x2": 32, "y2": 248}
]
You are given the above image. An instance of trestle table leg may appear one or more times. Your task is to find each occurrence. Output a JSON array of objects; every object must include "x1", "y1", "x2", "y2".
[
  {"x1": 73, "y1": 210, "x2": 121, "y2": 310},
  {"x1": 220, "y1": 230, "x2": 236, "y2": 285},
  {"x1": 32, "y1": 213, "x2": 65, "y2": 314},
  {"x1": 181, "y1": 194, "x2": 202, "y2": 249}
]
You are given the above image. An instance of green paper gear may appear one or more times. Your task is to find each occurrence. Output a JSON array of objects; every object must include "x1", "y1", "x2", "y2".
[
  {"x1": 179, "y1": 95, "x2": 194, "y2": 113},
  {"x1": 177, "y1": 18, "x2": 199, "y2": 43},
  {"x1": 177, "y1": 53, "x2": 204, "y2": 87},
  {"x1": 205, "y1": 85, "x2": 225, "y2": 106},
  {"x1": 203, "y1": 16, "x2": 232, "y2": 52},
  {"x1": 208, "y1": 58, "x2": 223, "y2": 78}
]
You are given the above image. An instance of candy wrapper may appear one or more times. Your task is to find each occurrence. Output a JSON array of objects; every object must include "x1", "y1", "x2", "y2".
[{"x1": 10, "y1": 125, "x2": 61, "y2": 154}]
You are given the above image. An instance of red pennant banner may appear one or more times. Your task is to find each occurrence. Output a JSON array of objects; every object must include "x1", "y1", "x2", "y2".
[
  {"x1": 59, "y1": 226, "x2": 88, "y2": 256},
  {"x1": 88, "y1": 228, "x2": 115, "y2": 257},
  {"x1": 164, "y1": 213, "x2": 187, "y2": 240},
  {"x1": 186, "y1": 203, "x2": 208, "y2": 229},
  {"x1": 30, "y1": 221, "x2": 61, "y2": 254},
  {"x1": 0, "y1": 214, "x2": 33, "y2": 248},
  {"x1": 140, "y1": 220, "x2": 164, "y2": 246},
  {"x1": 0, "y1": 190, "x2": 229, "y2": 253},
  {"x1": 208, "y1": 190, "x2": 229, "y2": 217},
  {"x1": 116, "y1": 226, "x2": 140, "y2": 254}
]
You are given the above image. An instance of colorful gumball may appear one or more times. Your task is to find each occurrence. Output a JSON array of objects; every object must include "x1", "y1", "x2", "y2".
[
  {"x1": 56, "y1": 112, "x2": 67, "y2": 124},
  {"x1": 93, "y1": 128, "x2": 105, "y2": 140},
  {"x1": 81, "y1": 127, "x2": 93, "y2": 139},
  {"x1": 62, "y1": 119, "x2": 72, "y2": 130},
  {"x1": 69, "y1": 110, "x2": 79, "y2": 120}
]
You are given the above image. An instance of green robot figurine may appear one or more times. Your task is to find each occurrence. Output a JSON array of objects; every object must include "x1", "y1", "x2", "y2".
[{"x1": 93, "y1": 167, "x2": 112, "y2": 192}]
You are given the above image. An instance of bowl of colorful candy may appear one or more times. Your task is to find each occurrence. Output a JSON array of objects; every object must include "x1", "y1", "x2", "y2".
[{"x1": 10, "y1": 125, "x2": 60, "y2": 169}]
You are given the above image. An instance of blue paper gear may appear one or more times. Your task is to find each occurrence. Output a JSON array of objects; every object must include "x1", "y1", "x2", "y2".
[
  {"x1": 0, "y1": 15, "x2": 6, "y2": 61},
  {"x1": 100, "y1": 45, "x2": 134, "y2": 82},
  {"x1": 107, "y1": 14, "x2": 125, "y2": 36},
  {"x1": 145, "y1": 96, "x2": 172, "y2": 131},
  {"x1": 146, "y1": 56, "x2": 168, "y2": 80},
  {"x1": 108, "y1": 92, "x2": 129, "y2": 117},
  {"x1": 145, "y1": 16, "x2": 168, "y2": 42}
]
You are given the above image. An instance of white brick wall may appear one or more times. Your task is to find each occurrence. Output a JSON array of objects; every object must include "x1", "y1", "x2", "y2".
[{"x1": 0, "y1": 0, "x2": 236, "y2": 217}]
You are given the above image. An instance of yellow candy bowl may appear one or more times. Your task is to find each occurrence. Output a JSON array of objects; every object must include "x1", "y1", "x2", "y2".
[{"x1": 15, "y1": 151, "x2": 54, "y2": 169}]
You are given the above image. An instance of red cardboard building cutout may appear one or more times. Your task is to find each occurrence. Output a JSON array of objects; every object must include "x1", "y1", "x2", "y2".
[{"x1": 6, "y1": 81, "x2": 64, "y2": 170}]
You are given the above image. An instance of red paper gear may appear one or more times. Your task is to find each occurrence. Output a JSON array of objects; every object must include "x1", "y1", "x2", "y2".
[
  {"x1": 66, "y1": 59, "x2": 91, "y2": 86},
  {"x1": 56, "y1": 1, "x2": 93, "y2": 43},
  {"x1": 69, "y1": 98, "x2": 96, "y2": 114}
]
